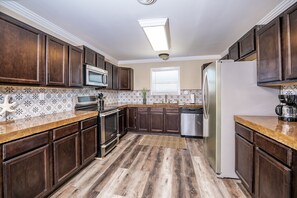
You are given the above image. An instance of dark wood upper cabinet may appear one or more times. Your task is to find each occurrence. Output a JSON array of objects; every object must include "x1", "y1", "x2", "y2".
[
  {"x1": 83, "y1": 46, "x2": 96, "y2": 66},
  {"x1": 164, "y1": 108, "x2": 180, "y2": 133},
  {"x1": 255, "y1": 148, "x2": 291, "y2": 198},
  {"x1": 137, "y1": 108, "x2": 149, "y2": 132},
  {"x1": 283, "y1": 4, "x2": 297, "y2": 80},
  {"x1": 105, "y1": 62, "x2": 113, "y2": 89},
  {"x1": 235, "y1": 134, "x2": 254, "y2": 195},
  {"x1": 112, "y1": 65, "x2": 119, "y2": 90},
  {"x1": 229, "y1": 42, "x2": 240, "y2": 61},
  {"x1": 96, "y1": 53, "x2": 105, "y2": 69},
  {"x1": 69, "y1": 46, "x2": 83, "y2": 87},
  {"x1": 46, "y1": 35, "x2": 68, "y2": 86},
  {"x1": 256, "y1": 18, "x2": 282, "y2": 83},
  {"x1": 3, "y1": 146, "x2": 50, "y2": 198},
  {"x1": 118, "y1": 67, "x2": 134, "y2": 90},
  {"x1": 150, "y1": 108, "x2": 164, "y2": 132},
  {"x1": 0, "y1": 13, "x2": 45, "y2": 85},
  {"x1": 239, "y1": 27, "x2": 256, "y2": 59}
]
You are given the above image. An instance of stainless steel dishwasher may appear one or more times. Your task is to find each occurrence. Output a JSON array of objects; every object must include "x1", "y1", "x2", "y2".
[{"x1": 181, "y1": 108, "x2": 203, "y2": 137}]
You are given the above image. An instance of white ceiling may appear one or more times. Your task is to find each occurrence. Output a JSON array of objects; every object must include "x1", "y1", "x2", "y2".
[{"x1": 7, "y1": 0, "x2": 283, "y2": 61}]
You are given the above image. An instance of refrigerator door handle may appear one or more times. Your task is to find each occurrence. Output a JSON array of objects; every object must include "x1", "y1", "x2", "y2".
[{"x1": 202, "y1": 72, "x2": 209, "y2": 119}]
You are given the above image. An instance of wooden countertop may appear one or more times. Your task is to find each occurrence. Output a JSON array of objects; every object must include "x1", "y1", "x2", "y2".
[
  {"x1": 110, "y1": 103, "x2": 203, "y2": 109},
  {"x1": 234, "y1": 115, "x2": 297, "y2": 150},
  {"x1": 0, "y1": 110, "x2": 98, "y2": 144}
]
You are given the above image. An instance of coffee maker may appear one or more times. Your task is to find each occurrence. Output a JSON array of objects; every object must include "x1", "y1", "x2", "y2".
[{"x1": 275, "y1": 95, "x2": 297, "y2": 122}]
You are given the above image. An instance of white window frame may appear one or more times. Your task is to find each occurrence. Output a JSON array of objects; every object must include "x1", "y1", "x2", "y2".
[{"x1": 150, "y1": 66, "x2": 181, "y2": 95}]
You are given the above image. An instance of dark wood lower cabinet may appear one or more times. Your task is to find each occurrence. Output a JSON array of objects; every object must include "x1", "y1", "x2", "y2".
[
  {"x1": 137, "y1": 109, "x2": 149, "y2": 132},
  {"x1": 53, "y1": 133, "x2": 80, "y2": 184},
  {"x1": 81, "y1": 125, "x2": 97, "y2": 165},
  {"x1": 235, "y1": 134, "x2": 254, "y2": 194},
  {"x1": 255, "y1": 148, "x2": 291, "y2": 198},
  {"x1": 164, "y1": 109, "x2": 180, "y2": 133},
  {"x1": 150, "y1": 109, "x2": 164, "y2": 132},
  {"x1": 119, "y1": 108, "x2": 127, "y2": 137},
  {"x1": 127, "y1": 107, "x2": 137, "y2": 131},
  {"x1": 3, "y1": 145, "x2": 50, "y2": 198}
]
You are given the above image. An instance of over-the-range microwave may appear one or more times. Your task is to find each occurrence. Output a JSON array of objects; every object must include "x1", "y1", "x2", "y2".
[{"x1": 84, "y1": 64, "x2": 108, "y2": 87}]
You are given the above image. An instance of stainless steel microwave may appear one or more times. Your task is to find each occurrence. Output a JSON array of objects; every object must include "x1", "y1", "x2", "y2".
[{"x1": 84, "y1": 64, "x2": 108, "y2": 87}]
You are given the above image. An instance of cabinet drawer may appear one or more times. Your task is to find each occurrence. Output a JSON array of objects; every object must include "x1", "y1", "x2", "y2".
[
  {"x1": 151, "y1": 108, "x2": 163, "y2": 112},
  {"x1": 254, "y1": 133, "x2": 292, "y2": 167},
  {"x1": 235, "y1": 123, "x2": 254, "y2": 142},
  {"x1": 81, "y1": 117, "x2": 97, "y2": 130},
  {"x1": 138, "y1": 107, "x2": 149, "y2": 112},
  {"x1": 53, "y1": 122, "x2": 79, "y2": 140},
  {"x1": 3, "y1": 131, "x2": 49, "y2": 160},
  {"x1": 165, "y1": 108, "x2": 179, "y2": 113}
]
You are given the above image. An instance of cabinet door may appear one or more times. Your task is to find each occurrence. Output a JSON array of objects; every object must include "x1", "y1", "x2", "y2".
[
  {"x1": 3, "y1": 146, "x2": 50, "y2": 198},
  {"x1": 239, "y1": 28, "x2": 256, "y2": 58},
  {"x1": 81, "y1": 125, "x2": 97, "y2": 165},
  {"x1": 235, "y1": 134, "x2": 254, "y2": 194},
  {"x1": 283, "y1": 4, "x2": 297, "y2": 80},
  {"x1": 127, "y1": 108, "x2": 137, "y2": 131},
  {"x1": 69, "y1": 46, "x2": 83, "y2": 87},
  {"x1": 112, "y1": 65, "x2": 119, "y2": 90},
  {"x1": 46, "y1": 36, "x2": 68, "y2": 86},
  {"x1": 96, "y1": 53, "x2": 105, "y2": 69},
  {"x1": 105, "y1": 62, "x2": 113, "y2": 89},
  {"x1": 137, "y1": 110, "x2": 149, "y2": 132},
  {"x1": 229, "y1": 42, "x2": 239, "y2": 61},
  {"x1": 83, "y1": 46, "x2": 96, "y2": 66},
  {"x1": 255, "y1": 148, "x2": 291, "y2": 198},
  {"x1": 0, "y1": 13, "x2": 45, "y2": 85},
  {"x1": 150, "y1": 110, "x2": 164, "y2": 132},
  {"x1": 118, "y1": 67, "x2": 133, "y2": 90},
  {"x1": 119, "y1": 109, "x2": 127, "y2": 137},
  {"x1": 53, "y1": 133, "x2": 80, "y2": 184},
  {"x1": 256, "y1": 18, "x2": 282, "y2": 83},
  {"x1": 164, "y1": 110, "x2": 180, "y2": 133}
]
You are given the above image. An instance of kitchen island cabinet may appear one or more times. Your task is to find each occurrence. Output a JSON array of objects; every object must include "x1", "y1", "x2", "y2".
[{"x1": 234, "y1": 116, "x2": 297, "y2": 198}]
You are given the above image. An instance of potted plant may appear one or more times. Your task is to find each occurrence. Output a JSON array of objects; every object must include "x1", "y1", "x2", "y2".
[{"x1": 142, "y1": 88, "x2": 148, "y2": 104}]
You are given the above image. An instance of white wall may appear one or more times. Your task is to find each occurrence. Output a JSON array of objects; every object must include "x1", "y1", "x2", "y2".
[{"x1": 120, "y1": 60, "x2": 214, "y2": 90}]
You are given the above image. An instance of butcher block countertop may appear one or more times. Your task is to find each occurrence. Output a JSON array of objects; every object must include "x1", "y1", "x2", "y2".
[
  {"x1": 111, "y1": 103, "x2": 203, "y2": 109},
  {"x1": 235, "y1": 115, "x2": 297, "y2": 150},
  {"x1": 0, "y1": 110, "x2": 98, "y2": 144}
]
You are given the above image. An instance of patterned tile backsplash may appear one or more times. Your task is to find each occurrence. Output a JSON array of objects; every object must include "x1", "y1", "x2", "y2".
[
  {"x1": 118, "y1": 89, "x2": 202, "y2": 104},
  {"x1": 281, "y1": 85, "x2": 297, "y2": 95},
  {"x1": 0, "y1": 86, "x2": 202, "y2": 122}
]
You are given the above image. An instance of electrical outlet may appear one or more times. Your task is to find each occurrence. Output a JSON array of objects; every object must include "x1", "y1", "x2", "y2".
[
  {"x1": 39, "y1": 93, "x2": 45, "y2": 100},
  {"x1": 184, "y1": 90, "x2": 189, "y2": 95}
]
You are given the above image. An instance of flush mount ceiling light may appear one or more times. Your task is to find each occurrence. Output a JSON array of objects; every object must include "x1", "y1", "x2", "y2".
[
  {"x1": 138, "y1": 18, "x2": 170, "y2": 51},
  {"x1": 137, "y1": 0, "x2": 157, "y2": 5},
  {"x1": 159, "y1": 53, "x2": 169, "y2": 61}
]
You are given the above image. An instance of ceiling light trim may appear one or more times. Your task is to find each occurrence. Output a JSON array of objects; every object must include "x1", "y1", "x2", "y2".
[
  {"x1": 138, "y1": 18, "x2": 170, "y2": 51},
  {"x1": 0, "y1": 1, "x2": 118, "y2": 64},
  {"x1": 118, "y1": 55, "x2": 220, "y2": 65}
]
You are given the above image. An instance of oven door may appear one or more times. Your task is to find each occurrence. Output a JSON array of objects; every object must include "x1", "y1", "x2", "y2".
[{"x1": 100, "y1": 109, "x2": 119, "y2": 144}]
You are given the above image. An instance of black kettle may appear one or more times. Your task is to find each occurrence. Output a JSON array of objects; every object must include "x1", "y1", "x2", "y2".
[{"x1": 98, "y1": 93, "x2": 104, "y2": 109}]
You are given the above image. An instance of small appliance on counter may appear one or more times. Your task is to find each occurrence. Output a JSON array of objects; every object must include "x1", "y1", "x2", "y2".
[
  {"x1": 75, "y1": 95, "x2": 119, "y2": 158},
  {"x1": 98, "y1": 93, "x2": 105, "y2": 110},
  {"x1": 190, "y1": 94, "x2": 196, "y2": 104},
  {"x1": 275, "y1": 95, "x2": 297, "y2": 122}
]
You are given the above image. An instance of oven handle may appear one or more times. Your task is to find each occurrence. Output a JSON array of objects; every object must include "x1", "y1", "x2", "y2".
[
  {"x1": 100, "y1": 109, "x2": 119, "y2": 117},
  {"x1": 101, "y1": 137, "x2": 119, "y2": 148}
]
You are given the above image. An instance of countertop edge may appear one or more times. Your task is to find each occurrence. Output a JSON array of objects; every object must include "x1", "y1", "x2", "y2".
[{"x1": 234, "y1": 115, "x2": 297, "y2": 150}]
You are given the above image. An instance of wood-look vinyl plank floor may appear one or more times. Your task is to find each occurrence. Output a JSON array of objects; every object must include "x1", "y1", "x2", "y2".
[{"x1": 50, "y1": 133, "x2": 251, "y2": 198}]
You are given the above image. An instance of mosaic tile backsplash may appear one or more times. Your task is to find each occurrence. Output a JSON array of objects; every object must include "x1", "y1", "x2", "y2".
[
  {"x1": 118, "y1": 89, "x2": 202, "y2": 104},
  {"x1": 0, "y1": 86, "x2": 118, "y2": 122},
  {"x1": 0, "y1": 86, "x2": 201, "y2": 122},
  {"x1": 281, "y1": 85, "x2": 297, "y2": 95}
]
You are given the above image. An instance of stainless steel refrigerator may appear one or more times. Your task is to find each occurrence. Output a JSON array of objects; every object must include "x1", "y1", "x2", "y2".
[{"x1": 202, "y1": 60, "x2": 279, "y2": 178}]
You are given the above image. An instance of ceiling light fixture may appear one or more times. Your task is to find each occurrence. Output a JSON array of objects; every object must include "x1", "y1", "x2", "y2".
[
  {"x1": 138, "y1": 18, "x2": 170, "y2": 51},
  {"x1": 159, "y1": 53, "x2": 169, "y2": 61},
  {"x1": 137, "y1": 0, "x2": 157, "y2": 5}
]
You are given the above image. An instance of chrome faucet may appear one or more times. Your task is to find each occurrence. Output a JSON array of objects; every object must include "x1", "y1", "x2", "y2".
[{"x1": 164, "y1": 94, "x2": 168, "y2": 103}]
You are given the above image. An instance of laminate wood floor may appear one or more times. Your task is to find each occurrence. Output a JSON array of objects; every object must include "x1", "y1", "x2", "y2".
[{"x1": 50, "y1": 133, "x2": 251, "y2": 198}]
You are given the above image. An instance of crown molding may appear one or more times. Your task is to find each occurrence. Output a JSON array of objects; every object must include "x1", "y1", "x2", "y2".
[
  {"x1": 0, "y1": 1, "x2": 118, "y2": 65},
  {"x1": 257, "y1": 0, "x2": 297, "y2": 25},
  {"x1": 118, "y1": 55, "x2": 220, "y2": 65}
]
